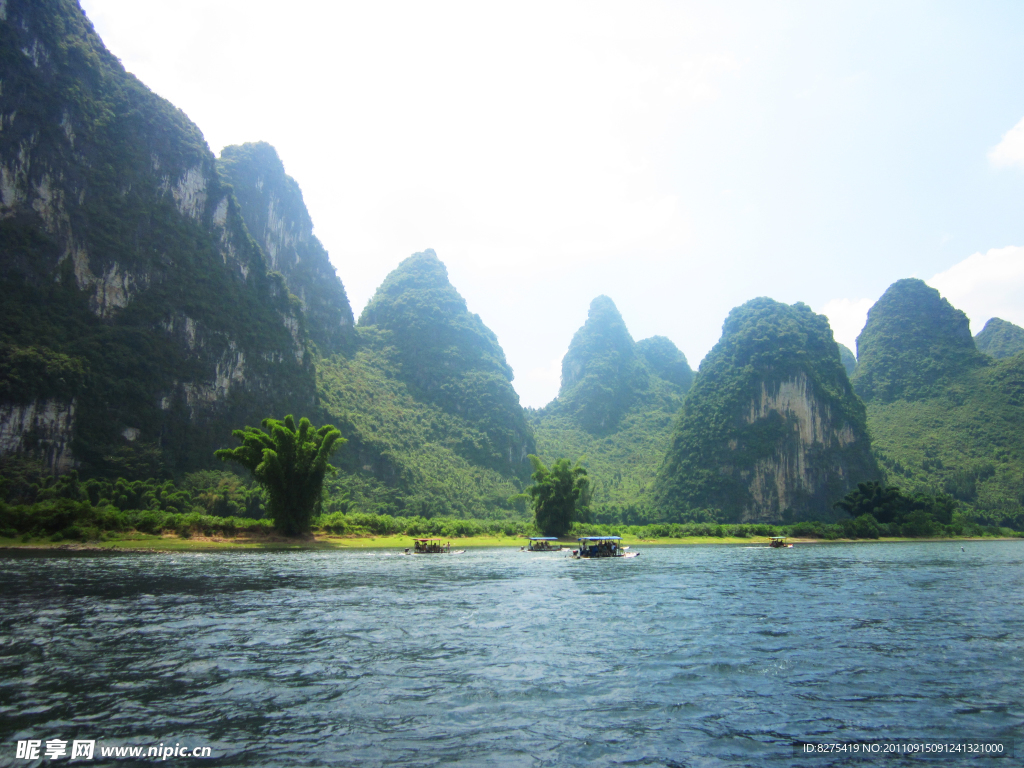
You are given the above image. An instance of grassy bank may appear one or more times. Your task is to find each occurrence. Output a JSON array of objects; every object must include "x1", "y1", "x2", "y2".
[
  {"x1": 2, "y1": 498, "x2": 1021, "y2": 552},
  {"x1": 3, "y1": 532, "x2": 1020, "y2": 553}
]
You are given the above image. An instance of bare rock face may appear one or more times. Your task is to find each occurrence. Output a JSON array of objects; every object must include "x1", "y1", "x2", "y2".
[
  {"x1": 739, "y1": 373, "x2": 860, "y2": 521},
  {"x1": 0, "y1": 400, "x2": 76, "y2": 473},
  {"x1": 654, "y1": 298, "x2": 878, "y2": 523}
]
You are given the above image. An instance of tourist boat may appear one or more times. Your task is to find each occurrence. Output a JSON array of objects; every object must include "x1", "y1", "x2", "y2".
[
  {"x1": 768, "y1": 536, "x2": 792, "y2": 548},
  {"x1": 523, "y1": 537, "x2": 563, "y2": 552},
  {"x1": 571, "y1": 535, "x2": 639, "y2": 559},
  {"x1": 408, "y1": 538, "x2": 464, "y2": 554}
]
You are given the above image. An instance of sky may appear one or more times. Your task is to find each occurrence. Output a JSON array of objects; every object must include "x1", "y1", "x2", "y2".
[{"x1": 79, "y1": 0, "x2": 1024, "y2": 408}]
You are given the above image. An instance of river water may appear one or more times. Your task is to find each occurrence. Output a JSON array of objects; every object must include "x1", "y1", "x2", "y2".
[{"x1": 1, "y1": 542, "x2": 1022, "y2": 767}]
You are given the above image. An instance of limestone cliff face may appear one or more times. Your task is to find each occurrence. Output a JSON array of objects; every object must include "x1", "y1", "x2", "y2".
[
  {"x1": 0, "y1": 0, "x2": 314, "y2": 473},
  {"x1": 655, "y1": 298, "x2": 877, "y2": 523},
  {"x1": 737, "y1": 373, "x2": 859, "y2": 521},
  {"x1": 0, "y1": 400, "x2": 76, "y2": 473},
  {"x1": 217, "y1": 142, "x2": 355, "y2": 352}
]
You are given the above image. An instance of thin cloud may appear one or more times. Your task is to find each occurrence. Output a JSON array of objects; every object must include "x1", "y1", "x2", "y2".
[
  {"x1": 989, "y1": 115, "x2": 1024, "y2": 169},
  {"x1": 928, "y1": 246, "x2": 1024, "y2": 333}
]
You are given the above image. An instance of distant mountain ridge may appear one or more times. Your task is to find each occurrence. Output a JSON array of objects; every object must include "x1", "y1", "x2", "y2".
[
  {"x1": 532, "y1": 296, "x2": 692, "y2": 521},
  {"x1": 974, "y1": 317, "x2": 1024, "y2": 360}
]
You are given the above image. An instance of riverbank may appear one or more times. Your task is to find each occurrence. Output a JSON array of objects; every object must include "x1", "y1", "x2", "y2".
[{"x1": 1, "y1": 532, "x2": 1018, "y2": 553}]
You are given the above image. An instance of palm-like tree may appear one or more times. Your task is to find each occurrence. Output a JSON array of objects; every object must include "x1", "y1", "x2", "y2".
[{"x1": 216, "y1": 415, "x2": 345, "y2": 535}]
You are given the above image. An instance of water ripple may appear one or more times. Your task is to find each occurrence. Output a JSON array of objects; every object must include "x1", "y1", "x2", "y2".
[{"x1": 1, "y1": 542, "x2": 1022, "y2": 766}]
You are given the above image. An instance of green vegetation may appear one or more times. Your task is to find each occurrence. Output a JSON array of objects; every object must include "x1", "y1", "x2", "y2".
[
  {"x1": 3, "y1": 500, "x2": 1016, "y2": 547},
  {"x1": 654, "y1": 298, "x2": 877, "y2": 522},
  {"x1": 357, "y1": 250, "x2": 534, "y2": 477},
  {"x1": 637, "y1": 336, "x2": 695, "y2": 390},
  {"x1": 832, "y1": 480, "x2": 955, "y2": 537},
  {"x1": 531, "y1": 297, "x2": 692, "y2": 524},
  {"x1": 556, "y1": 296, "x2": 650, "y2": 432},
  {"x1": 1, "y1": 457, "x2": 1018, "y2": 546},
  {"x1": 527, "y1": 455, "x2": 590, "y2": 536},
  {"x1": 849, "y1": 280, "x2": 1024, "y2": 529},
  {"x1": 865, "y1": 354, "x2": 1024, "y2": 528},
  {"x1": 216, "y1": 416, "x2": 344, "y2": 535},
  {"x1": 0, "y1": 0, "x2": 315, "y2": 475},
  {"x1": 316, "y1": 328, "x2": 529, "y2": 519},
  {"x1": 530, "y1": 388, "x2": 689, "y2": 524},
  {"x1": 217, "y1": 142, "x2": 356, "y2": 353},
  {"x1": 852, "y1": 279, "x2": 987, "y2": 402},
  {"x1": 838, "y1": 344, "x2": 857, "y2": 377},
  {"x1": 974, "y1": 317, "x2": 1024, "y2": 360}
]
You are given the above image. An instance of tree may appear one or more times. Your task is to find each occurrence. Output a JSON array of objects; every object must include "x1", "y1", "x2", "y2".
[
  {"x1": 215, "y1": 415, "x2": 345, "y2": 535},
  {"x1": 833, "y1": 481, "x2": 905, "y2": 524},
  {"x1": 528, "y1": 455, "x2": 589, "y2": 536},
  {"x1": 835, "y1": 480, "x2": 956, "y2": 533}
]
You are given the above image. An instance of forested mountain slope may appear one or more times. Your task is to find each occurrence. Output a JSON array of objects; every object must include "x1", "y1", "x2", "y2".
[
  {"x1": 316, "y1": 328, "x2": 529, "y2": 518},
  {"x1": 852, "y1": 278, "x2": 987, "y2": 402},
  {"x1": 854, "y1": 281, "x2": 1024, "y2": 527},
  {"x1": 305, "y1": 250, "x2": 535, "y2": 517},
  {"x1": 0, "y1": 0, "x2": 539, "y2": 518},
  {"x1": 654, "y1": 299, "x2": 877, "y2": 523},
  {"x1": 217, "y1": 142, "x2": 355, "y2": 353},
  {"x1": 974, "y1": 317, "x2": 1024, "y2": 360},
  {"x1": 356, "y1": 250, "x2": 534, "y2": 478},
  {"x1": 838, "y1": 344, "x2": 857, "y2": 377},
  {"x1": 0, "y1": 0, "x2": 314, "y2": 477},
  {"x1": 531, "y1": 296, "x2": 693, "y2": 522}
]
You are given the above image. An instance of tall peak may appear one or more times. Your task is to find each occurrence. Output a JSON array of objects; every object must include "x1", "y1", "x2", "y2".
[
  {"x1": 218, "y1": 142, "x2": 355, "y2": 351},
  {"x1": 357, "y1": 250, "x2": 533, "y2": 476},
  {"x1": 560, "y1": 295, "x2": 634, "y2": 394},
  {"x1": 852, "y1": 278, "x2": 985, "y2": 402},
  {"x1": 975, "y1": 317, "x2": 1024, "y2": 360}
]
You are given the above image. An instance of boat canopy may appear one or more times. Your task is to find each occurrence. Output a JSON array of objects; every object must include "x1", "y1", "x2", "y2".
[
  {"x1": 415, "y1": 538, "x2": 444, "y2": 542},
  {"x1": 768, "y1": 536, "x2": 788, "y2": 540},
  {"x1": 578, "y1": 536, "x2": 621, "y2": 542},
  {"x1": 528, "y1": 537, "x2": 558, "y2": 541}
]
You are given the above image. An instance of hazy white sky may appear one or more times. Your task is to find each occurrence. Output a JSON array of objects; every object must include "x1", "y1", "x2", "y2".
[{"x1": 80, "y1": 0, "x2": 1024, "y2": 407}]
